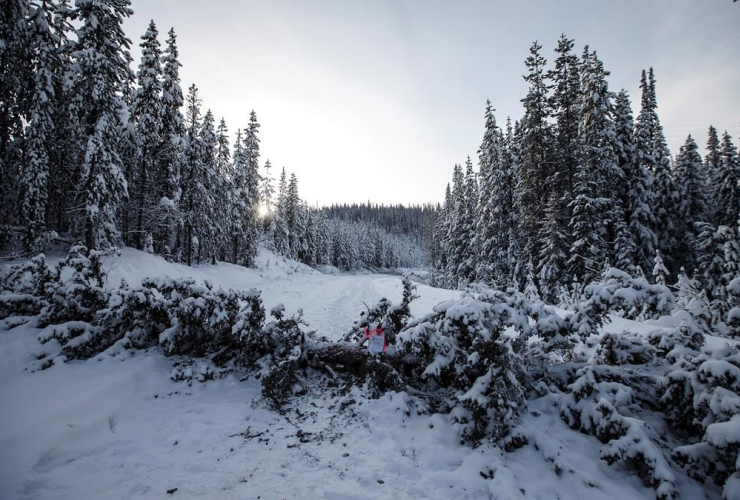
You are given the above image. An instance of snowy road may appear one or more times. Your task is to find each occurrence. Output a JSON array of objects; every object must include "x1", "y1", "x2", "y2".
[{"x1": 102, "y1": 248, "x2": 460, "y2": 341}]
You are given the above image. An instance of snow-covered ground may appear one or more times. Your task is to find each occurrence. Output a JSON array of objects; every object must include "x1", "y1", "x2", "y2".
[{"x1": 0, "y1": 249, "x2": 729, "y2": 499}]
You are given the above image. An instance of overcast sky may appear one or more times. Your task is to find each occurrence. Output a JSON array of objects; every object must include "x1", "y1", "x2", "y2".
[{"x1": 123, "y1": 0, "x2": 740, "y2": 206}]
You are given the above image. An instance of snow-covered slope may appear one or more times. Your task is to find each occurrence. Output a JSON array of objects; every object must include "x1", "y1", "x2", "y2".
[{"x1": 0, "y1": 249, "x2": 730, "y2": 499}]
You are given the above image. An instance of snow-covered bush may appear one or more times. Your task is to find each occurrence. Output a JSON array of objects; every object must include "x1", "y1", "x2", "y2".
[
  {"x1": 565, "y1": 281, "x2": 612, "y2": 341},
  {"x1": 397, "y1": 292, "x2": 526, "y2": 443},
  {"x1": 559, "y1": 364, "x2": 677, "y2": 498},
  {"x1": 38, "y1": 245, "x2": 109, "y2": 327},
  {"x1": 648, "y1": 317, "x2": 705, "y2": 361},
  {"x1": 660, "y1": 344, "x2": 740, "y2": 495},
  {"x1": 584, "y1": 268, "x2": 675, "y2": 322},
  {"x1": 229, "y1": 290, "x2": 267, "y2": 363},
  {"x1": 727, "y1": 276, "x2": 740, "y2": 338},
  {"x1": 0, "y1": 254, "x2": 55, "y2": 319},
  {"x1": 596, "y1": 331, "x2": 656, "y2": 366},
  {"x1": 157, "y1": 279, "x2": 250, "y2": 358}
]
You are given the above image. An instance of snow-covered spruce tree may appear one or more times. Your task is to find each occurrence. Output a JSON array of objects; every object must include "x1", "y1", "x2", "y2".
[
  {"x1": 445, "y1": 163, "x2": 467, "y2": 285},
  {"x1": 591, "y1": 267, "x2": 675, "y2": 321},
  {"x1": 18, "y1": 1, "x2": 62, "y2": 254},
  {"x1": 229, "y1": 115, "x2": 260, "y2": 266},
  {"x1": 272, "y1": 166, "x2": 290, "y2": 256},
  {"x1": 474, "y1": 101, "x2": 504, "y2": 286},
  {"x1": 432, "y1": 183, "x2": 453, "y2": 286},
  {"x1": 456, "y1": 156, "x2": 478, "y2": 284},
  {"x1": 0, "y1": 0, "x2": 31, "y2": 229},
  {"x1": 653, "y1": 249, "x2": 669, "y2": 285},
  {"x1": 537, "y1": 191, "x2": 570, "y2": 302},
  {"x1": 614, "y1": 89, "x2": 656, "y2": 274},
  {"x1": 567, "y1": 49, "x2": 617, "y2": 285},
  {"x1": 179, "y1": 85, "x2": 214, "y2": 265},
  {"x1": 129, "y1": 20, "x2": 163, "y2": 251},
  {"x1": 397, "y1": 292, "x2": 526, "y2": 444},
  {"x1": 715, "y1": 131, "x2": 740, "y2": 228},
  {"x1": 694, "y1": 221, "x2": 728, "y2": 324},
  {"x1": 704, "y1": 126, "x2": 722, "y2": 223},
  {"x1": 212, "y1": 117, "x2": 232, "y2": 262},
  {"x1": 240, "y1": 111, "x2": 261, "y2": 265},
  {"x1": 632, "y1": 69, "x2": 662, "y2": 270},
  {"x1": 547, "y1": 34, "x2": 581, "y2": 206},
  {"x1": 286, "y1": 172, "x2": 301, "y2": 258},
  {"x1": 260, "y1": 159, "x2": 275, "y2": 233},
  {"x1": 646, "y1": 70, "x2": 679, "y2": 273},
  {"x1": 68, "y1": 0, "x2": 133, "y2": 251},
  {"x1": 516, "y1": 41, "x2": 554, "y2": 267},
  {"x1": 673, "y1": 135, "x2": 708, "y2": 270},
  {"x1": 45, "y1": 1, "x2": 75, "y2": 238},
  {"x1": 155, "y1": 27, "x2": 184, "y2": 256}
]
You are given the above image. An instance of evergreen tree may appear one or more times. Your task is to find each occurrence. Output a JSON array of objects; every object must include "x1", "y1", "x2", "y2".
[
  {"x1": 19, "y1": 1, "x2": 60, "y2": 252},
  {"x1": 180, "y1": 85, "x2": 213, "y2": 265},
  {"x1": 457, "y1": 156, "x2": 478, "y2": 284},
  {"x1": 653, "y1": 249, "x2": 668, "y2": 285},
  {"x1": 69, "y1": 0, "x2": 134, "y2": 250},
  {"x1": 433, "y1": 183, "x2": 452, "y2": 281},
  {"x1": 537, "y1": 191, "x2": 570, "y2": 301},
  {"x1": 651, "y1": 120, "x2": 678, "y2": 272},
  {"x1": 129, "y1": 20, "x2": 163, "y2": 250},
  {"x1": 213, "y1": 117, "x2": 231, "y2": 261},
  {"x1": 704, "y1": 125, "x2": 722, "y2": 223},
  {"x1": 516, "y1": 41, "x2": 553, "y2": 264},
  {"x1": 674, "y1": 135, "x2": 707, "y2": 269},
  {"x1": 273, "y1": 166, "x2": 289, "y2": 255},
  {"x1": 634, "y1": 69, "x2": 658, "y2": 175},
  {"x1": 286, "y1": 172, "x2": 300, "y2": 257},
  {"x1": 261, "y1": 159, "x2": 275, "y2": 218},
  {"x1": 229, "y1": 112, "x2": 260, "y2": 266},
  {"x1": 448, "y1": 163, "x2": 465, "y2": 284},
  {"x1": 503, "y1": 118, "x2": 524, "y2": 288},
  {"x1": 46, "y1": 1, "x2": 74, "y2": 236},
  {"x1": 157, "y1": 27, "x2": 184, "y2": 255},
  {"x1": 0, "y1": 0, "x2": 31, "y2": 228},
  {"x1": 547, "y1": 34, "x2": 581, "y2": 204},
  {"x1": 614, "y1": 89, "x2": 655, "y2": 274},
  {"x1": 567, "y1": 50, "x2": 617, "y2": 284},
  {"x1": 475, "y1": 102, "x2": 504, "y2": 285},
  {"x1": 715, "y1": 131, "x2": 740, "y2": 227}
]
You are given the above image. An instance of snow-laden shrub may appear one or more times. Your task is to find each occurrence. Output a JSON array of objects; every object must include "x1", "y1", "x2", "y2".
[
  {"x1": 660, "y1": 344, "x2": 740, "y2": 494},
  {"x1": 591, "y1": 268, "x2": 675, "y2": 321},
  {"x1": 727, "y1": 276, "x2": 740, "y2": 338},
  {"x1": 559, "y1": 364, "x2": 677, "y2": 498},
  {"x1": 397, "y1": 292, "x2": 526, "y2": 443},
  {"x1": 647, "y1": 317, "x2": 705, "y2": 362},
  {"x1": 596, "y1": 331, "x2": 656, "y2": 366},
  {"x1": 229, "y1": 291, "x2": 267, "y2": 363},
  {"x1": 38, "y1": 245, "x2": 109, "y2": 327},
  {"x1": 565, "y1": 281, "x2": 612, "y2": 341},
  {"x1": 158, "y1": 278, "x2": 251, "y2": 358},
  {"x1": 344, "y1": 276, "x2": 418, "y2": 346},
  {"x1": 0, "y1": 254, "x2": 55, "y2": 319}
]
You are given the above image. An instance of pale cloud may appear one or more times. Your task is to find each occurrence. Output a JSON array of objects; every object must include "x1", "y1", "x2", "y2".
[{"x1": 123, "y1": 0, "x2": 740, "y2": 205}]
